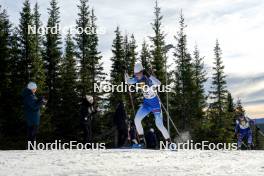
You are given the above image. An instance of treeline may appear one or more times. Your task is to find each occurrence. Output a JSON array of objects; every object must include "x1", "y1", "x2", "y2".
[
  {"x1": 0, "y1": 0, "x2": 245, "y2": 149},
  {"x1": 0, "y1": 0, "x2": 106, "y2": 148}
]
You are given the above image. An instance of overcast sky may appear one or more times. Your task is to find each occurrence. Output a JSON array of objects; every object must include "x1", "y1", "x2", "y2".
[{"x1": 1, "y1": 0, "x2": 264, "y2": 117}]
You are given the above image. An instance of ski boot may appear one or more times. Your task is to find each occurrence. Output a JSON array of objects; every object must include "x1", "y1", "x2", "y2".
[
  {"x1": 164, "y1": 138, "x2": 173, "y2": 150},
  {"x1": 166, "y1": 138, "x2": 172, "y2": 145},
  {"x1": 132, "y1": 135, "x2": 146, "y2": 149}
]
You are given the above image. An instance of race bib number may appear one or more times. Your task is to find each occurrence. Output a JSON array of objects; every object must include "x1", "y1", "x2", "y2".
[
  {"x1": 136, "y1": 81, "x2": 156, "y2": 99},
  {"x1": 142, "y1": 87, "x2": 156, "y2": 99},
  {"x1": 239, "y1": 121, "x2": 249, "y2": 129}
]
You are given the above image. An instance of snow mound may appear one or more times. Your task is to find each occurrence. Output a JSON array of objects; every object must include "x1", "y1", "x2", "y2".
[{"x1": 0, "y1": 149, "x2": 264, "y2": 176}]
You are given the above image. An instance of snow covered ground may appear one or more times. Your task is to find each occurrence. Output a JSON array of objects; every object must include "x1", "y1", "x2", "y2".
[{"x1": 0, "y1": 149, "x2": 264, "y2": 176}]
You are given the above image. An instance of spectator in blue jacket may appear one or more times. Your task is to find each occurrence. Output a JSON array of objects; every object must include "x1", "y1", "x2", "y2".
[
  {"x1": 22, "y1": 82, "x2": 45, "y2": 145},
  {"x1": 235, "y1": 115, "x2": 254, "y2": 149}
]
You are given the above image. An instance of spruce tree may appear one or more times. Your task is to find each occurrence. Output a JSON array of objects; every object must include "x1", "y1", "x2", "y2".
[
  {"x1": 140, "y1": 40, "x2": 151, "y2": 71},
  {"x1": 148, "y1": 0, "x2": 168, "y2": 130},
  {"x1": 129, "y1": 34, "x2": 137, "y2": 74},
  {"x1": 193, "y1": 45, "x2": 207, "y2": 118},
  {"x1": 90, "y1": 9, "x2": 105, "y2": 101},
  {"x1": 123, "y1": 33, "x2": 139, "y2": 117},
  {"x1": 17, "y1": 0, "x2": 46, "y2": 93},
  {"x1": 108, "y1": 27, "x2": 129, "y2": 145},
  {"x1": 18, "y1": 0, "x2": 35, "y2": 84},
  {"x1": 0, "y1": 7, "x2": 13, "y2": 140},
  {"x1": 58, "y1": 31, "x2": 79, "y2": 139},
  {"x1": 209, "y1": 40, "x2": 227, "y2": 117},
  {"x1": 43, "y1": 0, "x2": 62, "y2": 134},
  {"x1": 9, "y1": 28, "x2": 22, "y2": 88},
  {"x1": 110, "y1": 27, "x2": 125, "y2": 108},
  {"x1": 123, "y1": 35, "x2": 131, "y2": 74},
  {"x1": 75, "y1": 0, "x2": 92, "y2": 98},
  {"x1": 0, "y1": 12, "x2": 25, "y2": 148},
  {"x1": 0, "y1": 7, "x2": 12, "y2": 98},
  {"x1": 89, "y1": 9, "x2": 107, "y2": 139},
  {"x1": 227, "y1": 92, "x2": 235, "y2": 113},
  {"x1": 149, "y1": 0, "x2": 166, "y2": 83},
  {"x1": 123, "y1": 34, "x2": 137, "y2": 74},
  {"x1": 226, "y1": 91, "x2": 235, "y2": 139},
  {"x1": 33, "y1": 3, "x2": 42, "y2": 54},
  {"x1": 31, "y1": 3, "x2": 46, "y2": 93},
  {"x1": 208, "y1": 40, "x2": 233, "y2": 143},
  {"x1": 192, "y1": 45, "x2": 207, "y2": 141},
  {"x1": 173, "y1": 11, "x2": 195, "y2": 130}
]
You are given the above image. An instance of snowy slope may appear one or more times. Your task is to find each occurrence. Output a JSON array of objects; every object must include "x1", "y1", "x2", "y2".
[{"x1": 0, "y1": 149, "x2": 263, "y2": 176}]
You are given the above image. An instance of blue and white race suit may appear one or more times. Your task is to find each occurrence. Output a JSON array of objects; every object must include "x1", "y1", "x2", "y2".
[
  {"x1": 126, "y1": 74, "x2": 170, "y2": 139},
  {"x1": 235, "y1": 117, "x2": 253, "y2": 147}
]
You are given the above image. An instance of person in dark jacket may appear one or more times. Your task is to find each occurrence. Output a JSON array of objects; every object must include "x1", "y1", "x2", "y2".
[
  {"x1": 145, "y1": 128, "x2": 157, "y2": 149},
  {"x1": 80, "y1": 95, "x2": 98, "y2": 143},
  {"x1": 21, "y1": 82, "x2": 45, "y2": 145},
  {"x1": 113, "y1": 101, "x2": 128, "y2": 147}
]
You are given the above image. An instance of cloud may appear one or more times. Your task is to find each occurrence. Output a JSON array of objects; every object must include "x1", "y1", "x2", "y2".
[
  {"x1": 244, "y1": 99, "x2": 264, "y2": 106},
  {"x1": 226, "y1": 72, "x2": 264, "y2": 117},
  {"x1": 227, "y1": 73, "x2": 264, "y2": 86},
  {"x1": 244, "y1": 104, "x2": 264, "y2": 118},
  {"x1": 227, "y1": 73, "x2": 264, "y2": 97}
]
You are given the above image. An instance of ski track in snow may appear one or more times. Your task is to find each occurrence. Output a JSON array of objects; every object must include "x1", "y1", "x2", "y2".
[{"x1": 0, "y1": 149, "x2": 264, "y2": 176}]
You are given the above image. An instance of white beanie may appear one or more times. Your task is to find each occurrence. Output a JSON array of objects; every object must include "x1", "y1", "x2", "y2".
[
  {"x1": 27, "y1": 82, "x2": 37, "y2": 90},
  {"x1": 134, "y1": 62, "x2": 144, "y2": 73}
]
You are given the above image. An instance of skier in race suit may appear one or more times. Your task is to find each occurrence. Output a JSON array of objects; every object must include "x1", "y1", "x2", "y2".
[
  {"x1": 235, "y1": 115, "x2": 254, "y2": 149},
  {"x1": 125, "y1": 62, "x2": 171, "y2": 147}
]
